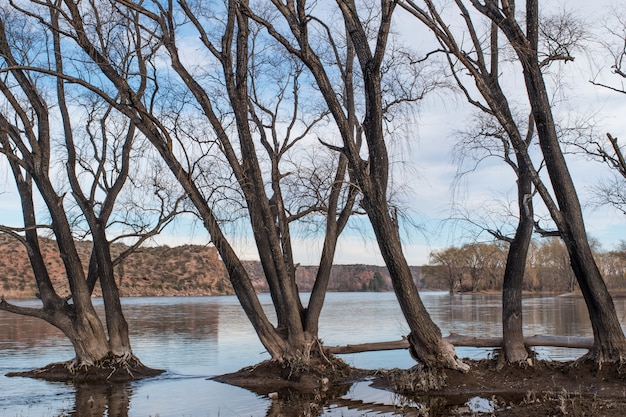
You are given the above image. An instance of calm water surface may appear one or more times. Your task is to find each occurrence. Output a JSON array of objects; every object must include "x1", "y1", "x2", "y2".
[{"x1": 1, "y1": 292, "x2": 625, "y2": 416}]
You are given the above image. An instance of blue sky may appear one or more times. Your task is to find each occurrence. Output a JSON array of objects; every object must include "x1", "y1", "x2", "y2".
[{"x1": 1, "y1": 0, "x2": 625, "y2": 267}]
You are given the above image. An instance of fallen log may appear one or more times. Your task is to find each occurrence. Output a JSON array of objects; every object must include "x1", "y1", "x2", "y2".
[
  {"x1": 326, "y1": 339, "x2": 409, "y2": 354},
  {"x1": 325, "y1": 334, "x2": 593, "y2": 355},
  {"x1": 447, "y1": 334, "x2": 593, "y2": 349}
]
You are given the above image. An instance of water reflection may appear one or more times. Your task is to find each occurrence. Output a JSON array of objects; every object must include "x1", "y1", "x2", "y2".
[
  {"x1": 261, "y1": 384, "x2": 352, "y2": 417},
  {"x1": 0, "y1": 304, "x2": 67, "y2": 350},
  {"x1": 2, "y1": 292, "x2": 626, "y2": 416},
  {"x1": 72, "y1": 383, "x2": 131, "y2": 417}
]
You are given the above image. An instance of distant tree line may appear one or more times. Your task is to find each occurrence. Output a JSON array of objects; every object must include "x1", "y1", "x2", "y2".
[{"x1": 424, "y1": 238, "x2": 626, "y2": 294}]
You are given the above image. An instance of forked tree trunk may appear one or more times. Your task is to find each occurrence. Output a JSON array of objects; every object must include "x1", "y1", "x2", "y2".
[
  {"x1": 1, "y1": 143, "x2": 111, "y2": 366},
  {"x1": 0, "y1": 8, "x2": 162, "y2": 381},
  {"x1": 34, "y1": 177, "x2": 114, "y2": 365},
  {"x1": 57, "y1": 311, "x2": 111, "y2": 364},
  {"x1": 335, "y1": 0, "x2": 465, "y2": 370},
  {"x1": 485, "y1": 0, "x2": 626, "y2": 361}
]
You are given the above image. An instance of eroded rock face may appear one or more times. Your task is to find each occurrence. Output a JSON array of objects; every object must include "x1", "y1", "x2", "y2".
[{"x1": 0, "y1": 237, "x2": 232, "y2": 299}]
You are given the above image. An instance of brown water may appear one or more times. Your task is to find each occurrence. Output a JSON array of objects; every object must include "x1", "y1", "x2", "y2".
[{"x1": 1, "y1": 292, "x2": 623, "y2": 416}]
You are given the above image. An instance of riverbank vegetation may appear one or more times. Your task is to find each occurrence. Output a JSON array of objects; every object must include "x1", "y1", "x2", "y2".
[{"x1": 5, "y1": 234, "x2": 626, "y2": 299}]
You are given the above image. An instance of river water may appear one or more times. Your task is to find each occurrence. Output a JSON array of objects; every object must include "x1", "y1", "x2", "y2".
[{"x1": 1, "y1": 292, "x2": 624, "y2": 416}]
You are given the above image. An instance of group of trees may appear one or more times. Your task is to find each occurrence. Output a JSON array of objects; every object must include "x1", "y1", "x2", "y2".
[
  {"x1": 426, "y1": 239, "x2": 626, "y2": 294},
  {"x1": 0, "y1": 0, "x2": 625, "y2": 383}
]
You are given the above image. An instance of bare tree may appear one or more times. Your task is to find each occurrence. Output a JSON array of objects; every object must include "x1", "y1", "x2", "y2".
[
  {"x1": 399, "y1": 0, "x2": 541, "y2": 363},
  {"x1": 429, "y1": 247, "x2": 465, "y2": 294},
  {"x1": 402, "y1": 0, "x2": 626, "y2": 364},
  {"x1": 431, "y1": 243, "x2": 506, "y2": 292},
  {"x1": 0, "y1": 8, "x2": 175, "y2": 380},
  {"x1": 244, "y1": 0, "x2": 469, "y2": 371},
  {"x1": 9, "y1": 0, "x2": 364, "y2": 378}
]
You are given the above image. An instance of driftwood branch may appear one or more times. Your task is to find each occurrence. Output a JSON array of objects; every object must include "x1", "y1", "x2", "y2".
[{"x1": 325, "y1": 333, "x2": 593, "y2": 355}]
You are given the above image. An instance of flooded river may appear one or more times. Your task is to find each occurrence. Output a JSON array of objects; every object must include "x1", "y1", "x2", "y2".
[{"x1": 1, "y1": 292, "x2": 624, "y2": 416}]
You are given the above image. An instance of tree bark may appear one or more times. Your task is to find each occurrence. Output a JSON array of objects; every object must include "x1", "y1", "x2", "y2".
[
  {"x1": 523, "y1": 17, "x2": 626, "y2": 363},
  {"x1": 0, "y1": 9, "x2": 152, "y2": 374},
  {"x1": 51, "y1": 11, "x2": 133, "y2": 358},
  {"x1": 337, "y1": 0, "x2": 466, "y2": 370},
  {"x1": 255, "y1": 0, "x2": 466, "y2": 369},
  {"x1": 365, "y1": 197, "x2": 465, "y2": 370},
  {"x1": 501, "y1": 165, "x2": 534, "y2": 363}
]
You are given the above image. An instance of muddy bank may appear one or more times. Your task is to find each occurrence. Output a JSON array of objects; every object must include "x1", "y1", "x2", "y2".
[{"x1": 212, "y1": 357, "x2": 363, "y2": 394}]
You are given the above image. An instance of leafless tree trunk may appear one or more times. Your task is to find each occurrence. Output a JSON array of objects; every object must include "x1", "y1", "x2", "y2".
[
  {"x1": 470, "y1": 0, "x2": 626, "y2": 363},
  {"x1": 401, "y1": 0, "x2": 540, "y2": 363},
  {"x1": 501, "y1": 159, "x2": 535, "y2": 363},
  {"x1": 0, "y1": 13, "x2": 108, "y2": 365},
  {"x1": 50, "y1": 6, "x2": 133, "y2": 357},
  {"x1": 247, "y1": 0, "x2": 468, "y2": 370}
]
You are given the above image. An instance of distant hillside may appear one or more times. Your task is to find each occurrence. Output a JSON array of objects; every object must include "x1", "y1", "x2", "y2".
[
  {"x1": 0, "y1": 235, "x2": 429, "y2": 299},
  {"x1": 0, "y1": 235, "x2": 232, "y2": 299}
]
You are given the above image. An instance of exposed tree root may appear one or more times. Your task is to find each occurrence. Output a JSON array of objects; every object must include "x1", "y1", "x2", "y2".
[
  {"x1": 573, "y1": 349, "x2": 626, "y2": 374},
  {"x1": 6, "y1": 353, "x2": 164, "y2": 383},
  {"x1": 377, "y1": 364, "x2": 448, "y2": 393},
  {"x1": 495, "y1": 346, "x2": 536, "y2": 369}
]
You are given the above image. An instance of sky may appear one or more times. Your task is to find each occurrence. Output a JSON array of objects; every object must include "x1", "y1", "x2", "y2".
[
  {"x1": 1, "y1": 0, "x2": 625, "y2": 267},
  {"x1": 151, "y1": 69, "x2": 626, "y2": 267},
  {"x1": 150, "y1": 0, "x2": 626, "y2": 266}
]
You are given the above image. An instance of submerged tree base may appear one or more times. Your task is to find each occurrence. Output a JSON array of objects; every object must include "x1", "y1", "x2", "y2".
[
  {"x1": 213, "y1": 355, "x2": 360, "y2": 394},
  {"x1": 6, "y1": 354, "x2": 164, "y2": 383}
]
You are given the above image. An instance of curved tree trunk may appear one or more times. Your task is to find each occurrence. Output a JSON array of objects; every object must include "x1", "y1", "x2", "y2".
[
  {"x1": 364, "y1": 196, "x2": 467, "y2": 370},
  {"x1": 501, "y1": 166, "x2": 534, "y2": 363}
]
